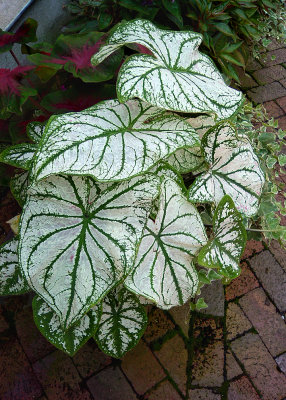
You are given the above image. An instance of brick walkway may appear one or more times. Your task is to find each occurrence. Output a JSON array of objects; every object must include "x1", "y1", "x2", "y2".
[{"x1": 1, "y1": 42, "x2": 286, "y2": 400}]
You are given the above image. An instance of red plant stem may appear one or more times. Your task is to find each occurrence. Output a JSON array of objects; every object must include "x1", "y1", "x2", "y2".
[
  {"x1": 10, "y1": 49, "x2": 20, "y2": 66},
  {"x1": 10, "y1": 49, "x2": 50, "y2": 115}
]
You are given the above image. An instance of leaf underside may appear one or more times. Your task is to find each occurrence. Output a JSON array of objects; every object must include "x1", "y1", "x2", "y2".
[
  {"x1": 91, "y1": 19, "x2": 243, "y2": 119},
  {"x1": 19, "y1": 173, "x2": 159, "y2": 329}
]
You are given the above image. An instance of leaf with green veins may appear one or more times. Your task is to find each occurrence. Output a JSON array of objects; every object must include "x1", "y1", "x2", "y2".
[
  {"x1": 166, "y1": 114, "x2": 216, "y2": 174},
  {"x1": 0, "y1": 143, "x2": 37, "y2": 169},
  {"x1": 125, "y1": 178, "x2": 207, "y2": 309},
  {"x1": 94, "y1": 287, "x2": 147, "y2": 358},
  {"x1": 188, "y1": 124, "x2": 265, "y2": 217},
  {"x1": 33, "y1": 295, "x2": 101, "y2": 356},
  {"x1": 166, "y1": 146, "x2": 206, "y2": 174},
  {"x1": 0, "y1": 237, "x2": 30, "y2": 295},
  {"x1": 198, "y1": 195, "x2": 246, "y2": 279},
  {"x1": 19, "y1": 173, "x2": 160, "y2": 329},
  {"x1": 26, "y1": 121, "x2": 46, "y2": 143},
  {"x1": 10, "y1": 171, "x2": 30, "y2": 207},
  {"x1": 32, "y1": 99, "x2": 199, "y2": 183},
  {"x1": 91, "y1": 20, "x2": 243, "y2": 120}
]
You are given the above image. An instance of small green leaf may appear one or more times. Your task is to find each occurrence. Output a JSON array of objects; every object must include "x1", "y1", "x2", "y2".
[
  {"x1": 94, "y1": 287, "x2": 147, "y2": 358},
  {"x1": 278, "y1": 155, "x2": 286, "y2": 166}
]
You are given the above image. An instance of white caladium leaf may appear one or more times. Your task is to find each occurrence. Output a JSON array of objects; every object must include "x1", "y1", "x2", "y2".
[
  {"x1": 91, "y1": 20, "x2": 243, "y2": 119},
  {"x1": 198, "y1": 196, "x2": 246, "y2": 279},
  {"x1": 166, "y1": 115, "x2": 216, "y2": 174},
  {"x1": 33, "y1": 295, "x2": 101, "y2": 356},
  {"x1": 10, "y1": 171, "x2": 30, "y2": 207},
  {"x1": 26, "y1": 121, "x2": 46, "y2": 143},
  {"x1": 19, "y1": 174, "x2": 159, "y2": 329},
  {"x1": 0, "y1": 237, "x2": 30, "y2": 295},
  {"x1": 33, "y1": 99, "x2": 199, "y2": 182},
  {"x1": 166, "y1": 147, "x2": 205, "y2": 174},
  {"x1": 188, "y1": 124, "x2": 265, "y2": 217},
  {"x1": 94, "y1": 287, "x2": 147, "y2": 358},
  {"x1": 125, "y1": 178, "x2": 207, "y2": 309},
  {"x1": 0, "y1": 143, "x2": 37, "y2": 169}
]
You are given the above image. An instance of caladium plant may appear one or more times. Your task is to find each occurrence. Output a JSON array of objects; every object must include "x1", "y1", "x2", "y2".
[{"x1": 0, "y1": 19, "x2": 271, "y2": 359}]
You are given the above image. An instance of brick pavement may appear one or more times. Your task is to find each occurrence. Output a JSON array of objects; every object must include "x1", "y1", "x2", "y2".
[{"x1": 1, "y1": 42, "x2": 286, "y2": 399}]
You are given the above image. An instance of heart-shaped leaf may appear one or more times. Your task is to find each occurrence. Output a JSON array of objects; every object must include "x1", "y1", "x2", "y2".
[
  {"x1": 91, "y1": 20, "x2": 243, "y2": 119},
  {"x1": 26, "y1": 121, "x2": 46, "y2": 143},
  {"x1": 33, "y1": 99, "x2": 199, "y2": 182},
  {"x1": 166, "y1": 115, "x2": 215, "y2": 173},
  {"x1": 0, "y1": 237, "x2": 30, "y2": 295},
  {"x1": 125, "y1": 178, "x2": 207, "y2": 309},
  {"x1": 94, "y1": 287, "x2": 147, "y2": 358},
  {"x1": 19, "y1": 174, "x2": 159, "y2": 329},
  {"x1": 188, "y1": 124, "x2": 265, "y2": 217},
  {"x1": 0, "y1": 143, "x2": 37, "y2": 169},
  {"x1": 198, "y1": 195, "x2": 247, "y2": 279},
  {"x1": 33, "y1": 295, "x2": 101, "y2": 356},
  {"x1": 10, "y1": 171, "x2": 29, "y2": 207}
]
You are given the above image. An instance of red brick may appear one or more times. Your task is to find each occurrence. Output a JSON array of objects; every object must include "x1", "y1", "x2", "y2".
[
  {"x1": 87, "y1": 366, "x2": 137, "y2": 400},
  {"x1": 250, "y1": 251, "x2": 286, "y2": 312},
  {"x1": 72, "y1": 340, "x2": 111, "y2": 379},
  {"x1": 144, "y1": 307, "x2": 174, "y2": 343},
  {"x1": 168, "y1": 301, "x2": 190, "y2": 337},
  {"x1": 253, "y1": 65, "x2": 286, "y2": 84},
  {"x1": 33, "y1": 350, "x2": 91, "y2": 400},
  {"x1": 145, "y1": 380, "x2": 181, "y2": 400},
  {"x1": 276, "y1": 96, "x2": 286, "y2": 113},
  {"x1": 261, "y1": 48, "x2": 286, "y2": 66},
  {"x1": 228, "y1": 376, "x2": 260, "y2": 400},
  {"x1": 194, "y1": 317, "x2": 223, "y2": 340},
  {"x1": 15, "y1": 306, "x2": 54, "y2": 363},
  {"x1": 235, "y1": 67, "x2": 257, "y2": 88},
  {"x1": 247, "y1": 82, "x2": 286, "y2": 103},
  {"x1": 278, "y1": 115, "x2": 286, "y2": 129},
  {"x1": 231, "y1": 333, "x2": 286, "y2": 400},
  {"x1": 226, "y1": 303, "x2": 251, "y2": 341},
  {"x1": 246, "y1": 58, "x2": 262, "y2": 72},
  {"x1": 188, "y1": 388, "x2": 221, "y2": 399},
  {"x1": 0, "y1": 336, "x2": 42, "y2": 400},
  {"x1": 242, "y1": 239, "x2": 264, "y2": 260},
  {"x1": 226, "y1": 350, "x2": 243, "y2": 381},
  {"x1": 192, "y1": 341, "x2": 224, "y2": 387},
  {"x1": 239, "y1": 287, "x2": 286, "y2": 356},
  {"x1": 225, "y1": 262, "x2": 259, "y2": 301},
  {"x1": 122, "y1": 340, "x2": 165, "y2": 395},
  {"x1": 155, "y1": 334, "x2": 188, "y2": 394},
  {"x1": 198, "y1": 280, "x2": 225, "y2": 317},
  {"x1": 263, "y1": 100, "x2": 285, "y2": 118}
]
